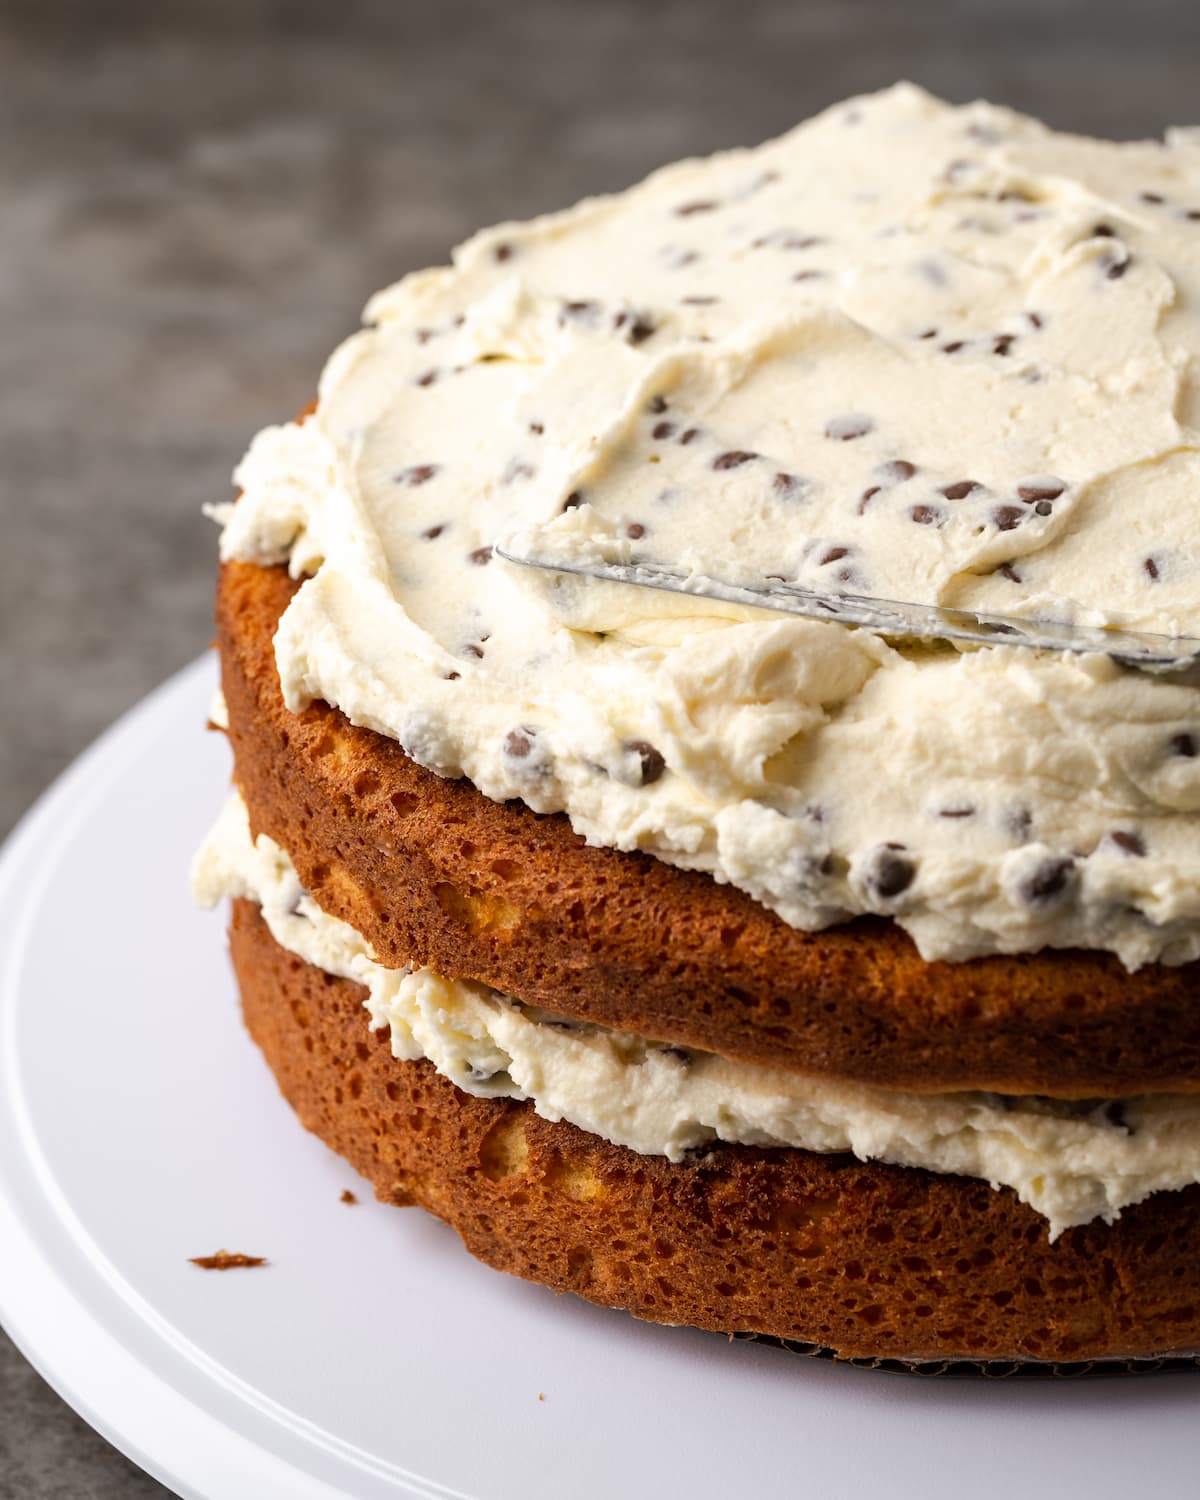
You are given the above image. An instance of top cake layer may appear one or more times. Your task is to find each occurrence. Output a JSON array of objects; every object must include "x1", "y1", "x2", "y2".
[{"x1": 217, "y1": 84, "x2": 1200, "y2": 968}]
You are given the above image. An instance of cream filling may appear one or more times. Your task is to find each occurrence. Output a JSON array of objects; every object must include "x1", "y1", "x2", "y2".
[
  {"x1": 193, "y1": 793, "x2": 1200, "y2": 1240},
  {"x1": 215, "y1": 83, "x2": 1200, "y2": 972}
]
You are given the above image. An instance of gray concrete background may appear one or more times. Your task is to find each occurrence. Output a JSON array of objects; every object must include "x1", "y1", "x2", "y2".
[{"x1": 2, "y1": 0, "x2": 1199, "y2": 1492}]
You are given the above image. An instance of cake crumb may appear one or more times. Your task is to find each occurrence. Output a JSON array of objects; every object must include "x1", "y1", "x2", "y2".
[
  {"x1": 189, "y1": 1250, "x2": 267, "y2": 1270},
  {"x1": 340, "y1": 1189, "x2": 358, "y2": 1205}
]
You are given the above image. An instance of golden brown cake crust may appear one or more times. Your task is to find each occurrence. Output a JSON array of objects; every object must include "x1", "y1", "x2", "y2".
[
  {"x1": 219, "y1": 558, "x2": 1200, "y2": 1097},
  {"x1": 231, "y1": 897, "x2": 1200, "y2": 1362}
]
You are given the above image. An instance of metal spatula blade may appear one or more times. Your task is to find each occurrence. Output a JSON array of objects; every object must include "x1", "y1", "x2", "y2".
[{"x1": 496, "y1": 544, "x2": 1200, "y2": 671}]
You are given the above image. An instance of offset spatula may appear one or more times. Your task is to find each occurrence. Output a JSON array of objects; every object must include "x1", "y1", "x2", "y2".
[{"x1": 496, "y1": 544, "x2": 1200, "y2": 672}]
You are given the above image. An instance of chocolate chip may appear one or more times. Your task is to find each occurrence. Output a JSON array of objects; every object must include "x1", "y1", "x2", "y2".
[
  {"x1": 1143, "y1": 555, "x2": 1162, "y2": 581},
  {"x1": 857, "y1": 485, "x2": 881, "y2": 514},
  {"x1": 1017, "y1": 478, "x2": 1065, "y2": 503},
  {"x1": 940, "y1": 480, "x2": 981, "y2": 500},
  {"x1": 1101, "y1": 249, "x2": 1132, "y2": 279},
  {"x1": 878, "y1": 460, "x2": 917, "y2": 484},
  {"x1": 1102, "y1": 1100, "x2": 1132, "y2": 1134},
  {"x1": 463, "y1": 643, "x2": 485, "y2": 659},
  {"x1": 625, "y1": 522, "x2": 646, "y2": 540},
  {"x1": 560, "y1": 300, "x2": 598, "y2": 325},
  {"x1": 562, "y1": 491, "x2": 584, "y2": 511},
  {"x1": 1033, "y1": 500, "x2": 1054, "y2": 516},
  {"x1": 992, "y1": 333, "x2": 1015, "y2": 356},
  {"x1": 991, "y1": 505, "x2": 1025, "y2": 531},
  {"x1": 713, "y1": 450, "x2": 758, "y2": 469},
  {"x1": 817, "y1": 545, "x2": 850, "y2": 566},
  {"x1": 628, "y1": 316, "x2": 657, "y2": 345},
  {"x1": 504, "y1": 728, "x2": 537, "y2": 759},
  {"x1": 443, "y1": 671, "x2": 461, "y2": 681},
  {"x1": 675, "y1": 199, "x2": 719, "y2": 216},
  {"x1": 825, "y1": 414, "x2": 873, "y2": 441},
  {"x1": 1026, "y1": 311, "x2": 1044, "y2": 329},
  {"x1": 773, "y1": 471, "x2": 806, "y2": 500},
  {"x1": 917, "y1": 327, "x2": 939, "y2": 340},
  {"x1": 1018, "y1": 855, "x2": 1076, "y2": 909},
  {"x1": 1169, "y1": 732, "x2": 1197, "y2": 757},
  {"x1": 679, "y1": 427, "x2": 701, "y2": 445},
  {"x1": 469, "y1": 546, "x2": 493, "y2": 566},
  {"x1": 941, "y1": 340, "x2": 966, "y2": 354},
  {"x1": 939, "y1": 805, "x2": 975, "y2": 819},
  {"x1": 416, "y1": 369, "x2": 438, "y2": 387},
  {"x1": 422, "y1": 524, "x2": 447, "y2": 540},
  {"x1": 493, "y1": 242, "x2": 514, "y2": 262},
  {"x1": 995, "y1": 562, "x2": 1022, "y2": 583},
  {"x1": 652, "y1": 421, "x2": 676, "y2": 440},
  {"x1": 1140, "y1": 191, "x2": 1165, "y2": 205},
  {"x1": 1092, "y1": 223, "x2": 1117, "y2": 238},
  {"x1": 681, "y1": 294, "x2": 719, "y2": 305},
  {"x1": 415, "y1": 327, "x2": 434, "y2": 344},
  {"x1": 396, "y1": 464, "x2": 440, "y2": 486},
  {"x1": 910, "y1": 504, "x2": 943, "y2": 526},
  {"x1": 1187, "y1": 209, "x2": 1200, "y2": 222},
  {"x1": 647, "y1": 395, "x2": 669, "y2": 414},
  {"x1": 529, "y1": 420, "x2": 545, "y2": 435},
  {"x1": 865, "y1": 845, "x2": 916, "y2": 901},
  {"x1": 1104, "y1": 830, "x2": 1146, "y2": 857},
  {"x1": 626, "y1": 739, "x2": 666, "y2": 785}
]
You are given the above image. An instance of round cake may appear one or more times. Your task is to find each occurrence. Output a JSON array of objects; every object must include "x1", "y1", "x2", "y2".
[{"x1": 194, "y1": 83, "x2": 1200, "y2": 1366}]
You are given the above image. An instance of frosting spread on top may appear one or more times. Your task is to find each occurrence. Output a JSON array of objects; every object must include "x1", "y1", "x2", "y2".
[{"x1": 216, "y1": 83, "x2": 1200, "y2": 967}]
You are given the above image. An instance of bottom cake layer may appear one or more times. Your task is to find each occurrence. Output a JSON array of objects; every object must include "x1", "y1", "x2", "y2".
[{"x1": 230, "y1": 897, "x2": 1200, "y2": 1363}]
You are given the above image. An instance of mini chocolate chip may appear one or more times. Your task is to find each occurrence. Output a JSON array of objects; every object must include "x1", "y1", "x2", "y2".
[
  {"x1": 773, "y1": 471, "x2": 806, "y2": 499},
  {"x1": 940, "y1": 480, "x2": 981, "y2": 500},
  {"x1": 910, "y1": 504, "x2": 943, "y2": 526},
  {"x1": 992, "y1": 504, "x2": 1025, "y2": 531},
  {"x1": 1103, "y1": 1100, "x2": 1132, "y2": 1134},
  {"x1": 628, "y1": 316, "x2": 657, "y2": 345},
  {"x1": 996, "y1": 562, "x2": 1022, "y2": 583},
  {"x1": 713, "y1": 450, "x2": 758, "y2": 469},
  {"x1": 939, "y1": 805, "x2": 975, "y2": 818},
  {"x1": 866, "y1": 845, "x2": 916, "y2": 901},
  {"x1": 992, "y1": 333, "x2": 1015, "y2": 356},
  {"x1": 681, "y1": 294, "x2": 719, "y2": 305},
  {"x1": 463, "y1": 643, "x2": 485, "y2": 658},
  {"x1": 917, "y1": 327, "x2": 939, "y2": 339},
  {"x1": 415, "y1": 327, "x2": 434, "y2": 344},
  {"x1": 1169, "y1": 732, "x2": 1197, "y2": 757},
  {"x1": 647, "y1": 395, "x2": 669, "y2": 414},
  {"x1": 1106, "y1": 830, "x2": 1146, "y2": 856},
  {"x1": 1019, "y1": 855, "x2": 1076, "y2": 908},
  {"x1": 857, "y1": 485, "x2": 881, "y2": 514},
  {"x1": 1187, "y1": 209, "x2": 1200, "y2": 222},
  {"x1": 416, "y1": 369, "x2": 438, "y2": 387},
  {"x1": 1017, "y1": 479, "x2": 1065, "y2": 503},
  {"x1": 529, "y1": 420, "x2": 545, "y2": 435},
  {"x1": 942, "y1": 340, "x2": 966, "y2": 354},
  {"x1": 652, "y1": 421, "x2": 676, "y2": 440},
  {"x1": 443, "y1": 671, "x2": 461, "y2": 681},
  {"x1": 397, "y1": 463, "x2": 440, "y2": 486},
  {"x1": 562, "y1": 491, "x2": 584, "y2": 511},
  {"x1": 1143, "y1": 555, "x2": 1162, "y2": 581},
  {"x1": 493, "y1": 242, "x2": 514, "y2": 262},
  {"x1": 825, "y1": 414, "x2": 873, "y2": 441},
  {"x1": 878, "y1": 459, "x2": 917, "y2": 484},
  {"x1": 469, "y1": 546, "x2": 493, "y2": 566},
  {"x1": 679, "y1": 427, "x2": 701, "y2": 445},
  {"x1": 504, "y1": 728, "x2": 536, "y2": 759},
  {"x1": 1033, "y1": 500, "x2": 1053, "y2": 516},
  {"x1": 675, "y1": 199, "x2": 719, "y2": 216},
  {"x1": 626, "y1": 739, "x2": 666, "y2": 785},
  {"x1": 1027, "y1": 311, "x2": 1044, "y2": 328},
  {"x1": 422, "y1": 524, "x2": 447, "y2": 540},
  {"x1": 626, "y1": 523, "x2": 646, "y2": 540},
  {"x1": 1140, "y1": 191, "x2": 1165, "y2": 205},
  {"x1": 1092, "y1": 223, "x2": 1117, "y2": 237},
  {"x1": 818, "y1": 545, "x2": 850, "y2": 565},
  {"x1": 1102, "y1": 249, "x2": 1132, "y2": 279}
]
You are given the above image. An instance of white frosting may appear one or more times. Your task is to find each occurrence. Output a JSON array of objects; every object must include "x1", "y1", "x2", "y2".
[
  {"x1": 216, "y1": 83, "x2": 1200, "y2": 967},
  {"x1": 194, "y1": 793, "x2": 1200, "y2": 1239}
]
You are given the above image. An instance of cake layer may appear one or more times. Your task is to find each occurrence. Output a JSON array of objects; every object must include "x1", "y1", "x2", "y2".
[
  {"x1": 229, "y1": 896, "x2": 1200, "y2": 1362},
  {"x1": 220, "y1": 557, "x2": 1200, "y2": 1098},
  {"x1": 214, "y1": 83, "x2": 1200, "y2": 971},
  {"x1": 196, "y1": 791, "x2": 1200, "y2": 1235}
]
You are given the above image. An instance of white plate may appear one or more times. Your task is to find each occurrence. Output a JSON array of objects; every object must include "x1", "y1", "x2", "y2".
[{"x1": 0, "y1": 656, "x2": 1196, "y2": 1500}]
